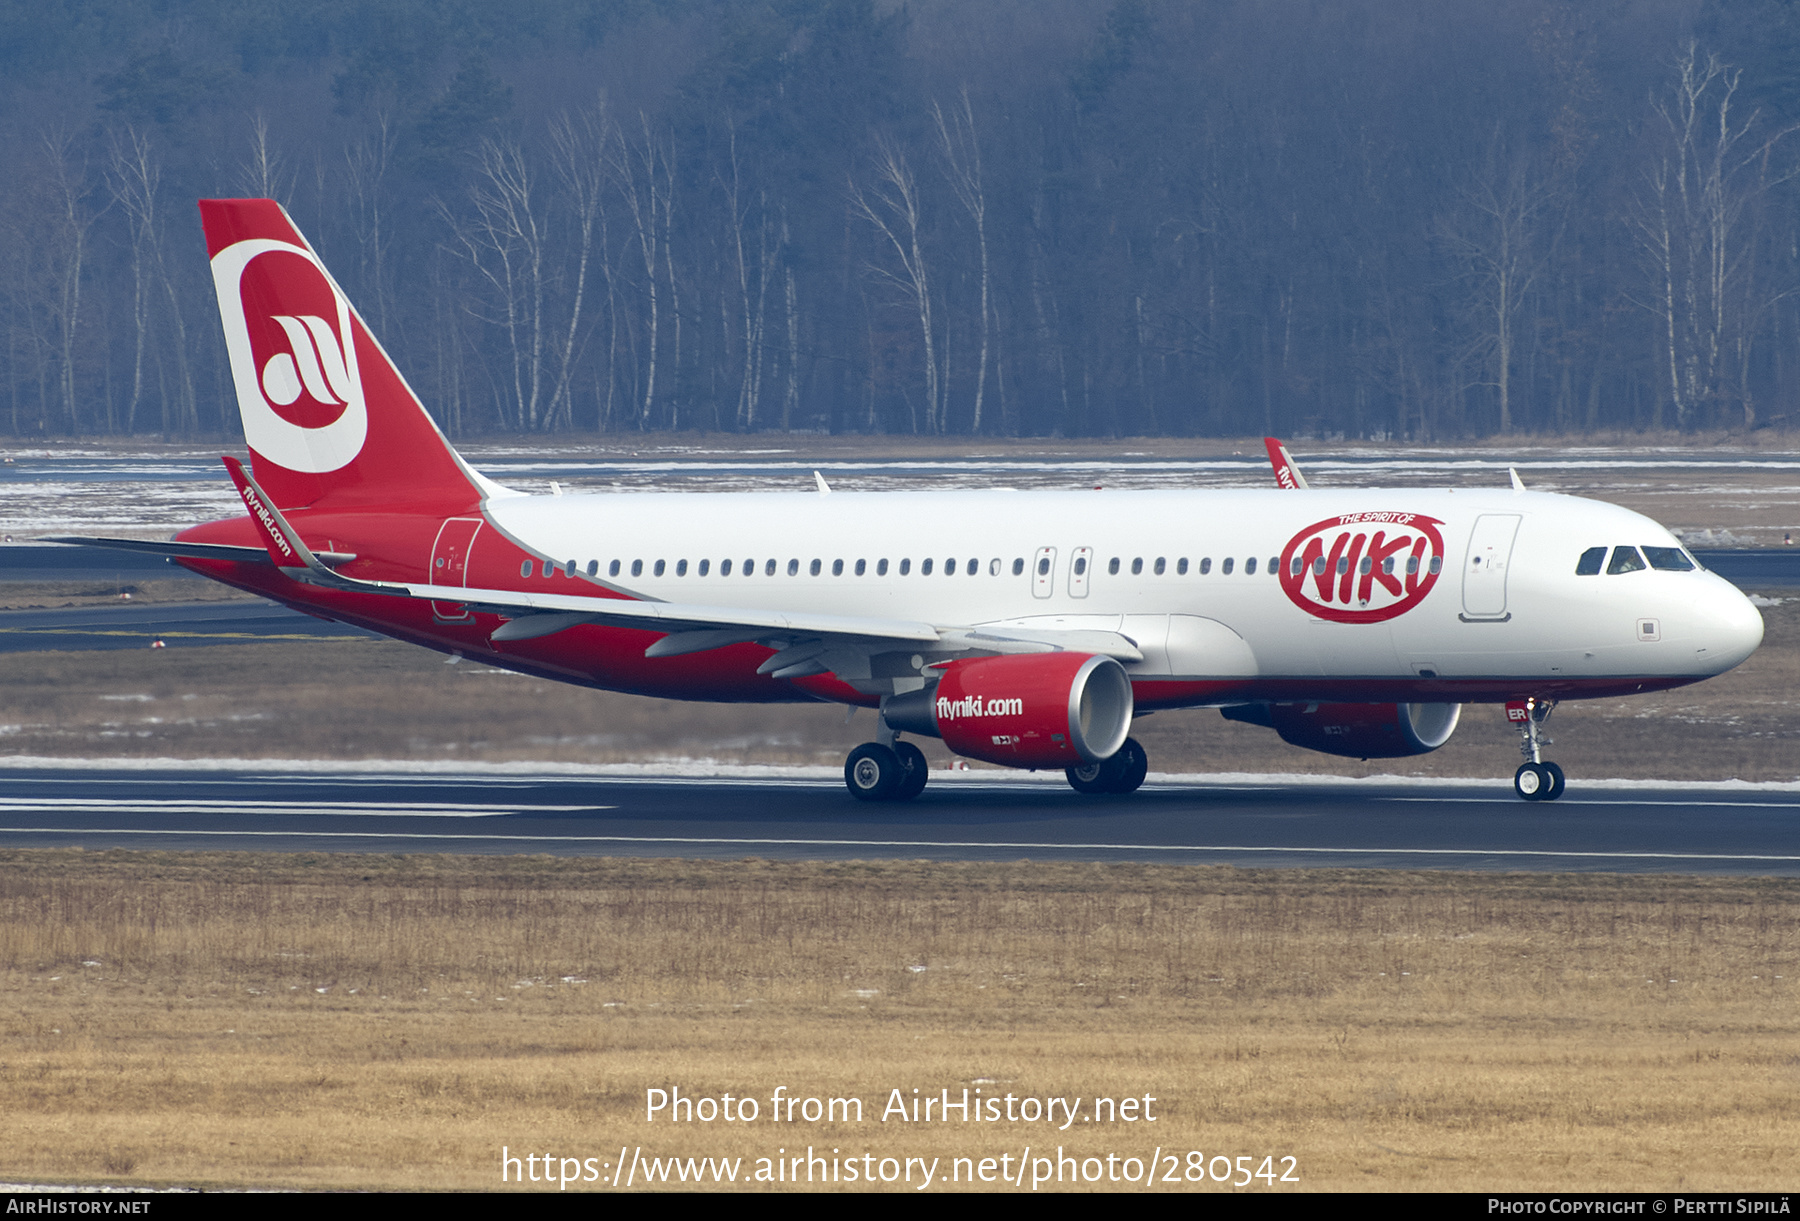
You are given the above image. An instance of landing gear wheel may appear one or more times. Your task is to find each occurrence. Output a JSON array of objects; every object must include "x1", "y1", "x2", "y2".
[
  {"x1": 1065, "y1": 737, "x2": 1149, "y2": 796},
  {"x1": 1542, "y1": 761, "x2": 1566, "y2": 801},
  {"x1": 893, "y1": 741, "x2": 929, "y2": 801},
  {"x1": 845, "y1": 743, "x2": 902, "y2": 802},
  {"x1": 1065, "y1": 758, "x2": 1114, "y2": 795},
  {"x1": 1109, "y1": 737, "x2": 1148, "y2": 794},
  {"x1": 1514, "y1": 762, "x2": 1551, "y2": 801}
]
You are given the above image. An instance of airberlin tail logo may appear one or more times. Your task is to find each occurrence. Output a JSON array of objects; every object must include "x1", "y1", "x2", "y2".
[
  {"x1": 1279, "y1": 512, "x2": 1446, "y2": 624},
  {"x1": 211, "y1": 237, "x2": 367, "y2": 475}
]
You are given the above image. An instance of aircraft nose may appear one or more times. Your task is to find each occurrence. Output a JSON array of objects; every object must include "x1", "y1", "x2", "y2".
[{"x1": 1699, "y1": 576, "x2": 1764, "y2": 672}]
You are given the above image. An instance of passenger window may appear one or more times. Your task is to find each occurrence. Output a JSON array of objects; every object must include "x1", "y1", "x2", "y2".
[
  {"x1": 720, "y1": 559, "x2": 731, "y2": 576},
  {"x1": 609, "y1": 559, "x2": 621, "y2": 577},
  {"x1": 878, "y1": 559, "x2": 889, "y2": 576},
  {"x1": 1575, "y1": 546, "x2": 1606, "y2": 576},
  {"x1": 945, "y1": 558, "x2": 957, "y2": 576},
  {"x1": 787, "y1": 559, "x2": 799, "y2": 576},
  {"x1": 1268, "y1": 556, "x2": 1277, "y2": 575},
  {"x1": 1109, "y1": 557, "x2": 1121, "y2": 575},
  {"x1": 810, "y1": 559, "x2": 822, "y2": 576},
  {"x1": 1012, "y1": 558, "x2": 1025, "y2": 576},
  {"x1": 1131, "y1": 558, "x2": 1143, "y2": 575},
  {"x1": 1246, "y1": 557, "x2": 1258, "y2": 575},
  {"x1": 1154, "y1": 557, "x2": 1166, "y2": 575},
  {"x1": 1430, "y1": 557, "x2": 1442, "y2": 574},
  {"x1": 901, "y1": 558, "x2": 912, "y2": 575},
  {"x1": 1036, "y1": 556, "x2": 1050, "y2": 575},
  {"x1": 542, "y1": 559, "x2": 555, "y2": 578},
  {"x1": 1199, "y1": 558, "x2": 1211, "y2": 575},
  {"x1": 675, "y1": 559, "x2": 687, "y2": 577},
  {"x1": 1222, "y1": 557, "x2": 1234, "y2": 574},
  {"x1": 832, "y1": 559, "x2": 844, "y2": 576},
  {"x1": 631, "y1": 559, "x2": 643, "y2": 577},
  {"x1": 922, "y1": 558, "x2": 934, "y2": 575},
  {"x1": 988, "y1": 558, "x2": 1000, "y2": 575},
  {"x1": 855, "y1": 559, "x2": 866, "y2": 576},
  {"x1": 520, "y1": 560, "x2": 532, "y2": 578},
  {"x1": 586, "y1": 560, "x2": 599, "y2": 577},
  {"x1": 1607, "y1": 546, "x2": 1646, "y2": 575},
  {"x1": 746, "y1": 559, "x2": 756, "y2": 577},
  {"x1": 1177, "y1": 558, "x2": 1188, "y2": 575},
  {"x1": 1643, "y1": 546, "x2": 1695, "y2": 571},
  {"x1": 1074, "y1": 556, "x2": 1088, "y2": 575},
  {"x1": 654, "y1": 559, "x2": 666, "y2": 577}
]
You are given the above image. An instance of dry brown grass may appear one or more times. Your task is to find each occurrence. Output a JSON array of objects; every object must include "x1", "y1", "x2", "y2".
[{"x1": 1, "y1": 851, "x2": 1794, "y2": 1191}]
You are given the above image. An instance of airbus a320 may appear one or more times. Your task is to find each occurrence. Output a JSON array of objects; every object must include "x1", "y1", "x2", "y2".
[{"x1": 56, "y1": 200, "x2": 1765, "y2": 802}]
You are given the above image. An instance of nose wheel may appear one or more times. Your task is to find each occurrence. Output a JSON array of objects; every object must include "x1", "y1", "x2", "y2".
[
  {"x1": 1507, "y1": 698, "x2": 1565, "y2": 801},
  {"x1": 1513, "y1": 760, "x2": 1566, "y2": 802}
]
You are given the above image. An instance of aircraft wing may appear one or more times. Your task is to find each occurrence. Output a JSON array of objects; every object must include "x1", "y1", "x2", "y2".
[
  {"x1": 216, "y1": 456, "x2": 1142, "y2": 679},
  {"x1": 40, "y1": 535, "x2": 359, "y2": 566}
]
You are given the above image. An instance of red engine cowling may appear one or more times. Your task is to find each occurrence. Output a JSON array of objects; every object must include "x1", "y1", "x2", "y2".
[
  {"x1": 885, "y1": 653, "x2": 1134, "y2": 769},
  {"x1": 1224, "y1": 701, "x2": 1462, "y2": 759}
]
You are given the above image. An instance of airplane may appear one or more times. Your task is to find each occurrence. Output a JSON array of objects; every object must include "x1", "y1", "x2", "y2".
[{"x1": 54, "y1": 199, "x2": 1765, "y2": 803}]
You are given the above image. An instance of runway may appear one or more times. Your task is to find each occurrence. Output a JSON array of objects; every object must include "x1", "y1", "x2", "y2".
[{"x1": 3, "y1": 764, "x2": 1796, "y2": 873}]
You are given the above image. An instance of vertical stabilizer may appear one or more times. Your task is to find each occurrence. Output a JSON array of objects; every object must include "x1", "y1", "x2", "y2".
[{"x1": 199, "y1": 199, "x2": 492, "y2": 512}]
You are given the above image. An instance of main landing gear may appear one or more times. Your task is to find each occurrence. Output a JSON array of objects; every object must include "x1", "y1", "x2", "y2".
[
  {"x1": 842, "y1": 733, "x2": 1151, "y2": 801},
  {"x1": 844, "y1": 739, "x2": 929, "y2": 802},
  {"x1": 1065, "y1": 737, "x2": 1148, "y2": 796},
  {"x1": 1509, "y1": 697, "x2": 1565, "y2": 802}
]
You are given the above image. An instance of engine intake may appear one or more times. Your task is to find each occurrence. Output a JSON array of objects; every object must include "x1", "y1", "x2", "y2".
[
  {"x1": 885, "y1": 653, "x2": 1134, "y2": 769},
  {"x1": 1221, "y1": 701, "x2": 1462, "y2": 759}
]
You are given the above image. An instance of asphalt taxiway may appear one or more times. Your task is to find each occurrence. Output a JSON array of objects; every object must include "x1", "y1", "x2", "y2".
[{"x1": 2, "y1": 765, "x2": 1795, "y2": 873}]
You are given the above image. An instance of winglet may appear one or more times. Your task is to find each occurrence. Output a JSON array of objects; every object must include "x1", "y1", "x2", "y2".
[
  {"x1": 1262, "y1": 437, "x2": 1309, "y2": 490},
  {"x1": 221, "y1": 455, "x2": 338, "y2": 582},
  {"x1": 1509, "y1": 466, "x2": 1526, "y2": 492},
  {"x1": 814, "y1": 470, "x2": 832, "y2": 495}
]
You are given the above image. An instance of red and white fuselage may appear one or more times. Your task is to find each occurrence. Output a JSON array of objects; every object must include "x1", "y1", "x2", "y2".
[{"x1": 65, "y1": 199, "x2": 1763, "y2": 792}]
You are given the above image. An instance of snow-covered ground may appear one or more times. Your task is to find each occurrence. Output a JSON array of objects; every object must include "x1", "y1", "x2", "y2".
[{"x1": 3, "y1": 443, "x2": 1797, "y2": 536}]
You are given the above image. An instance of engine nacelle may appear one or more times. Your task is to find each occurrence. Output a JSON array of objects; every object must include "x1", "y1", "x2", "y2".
[
  {"x1": 1222, "y1": 701, "x2": 1462, "y2": 759},
  {"x1": 885, "y1": 653, "x2": 1134, "y2": 769}
]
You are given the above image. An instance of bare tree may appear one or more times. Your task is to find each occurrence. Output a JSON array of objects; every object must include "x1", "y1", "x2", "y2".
[
  {"x1": 546, "y1": 101, "x2": 613, "y2": 431},
  {"x1": 934, "y1": 89, "x2": 991, "y2": 434},
  {"x1": 106, "y1": 127, "x2": 196, "y2": 436},
  {"x1": 1441, "y1": 138, "x2": 1552, "y2": 434},
  {"x1": 1629, "y1": 44, "x2": 1799, "y2": 428},
  {"x1": 615, "y1": 115, "x2": 677, "y2": 430},
  {"x1": 851, "y1": 138, "x2": 939, "y2": 433}
]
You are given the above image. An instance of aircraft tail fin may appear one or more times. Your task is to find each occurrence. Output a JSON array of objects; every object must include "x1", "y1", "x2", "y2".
[{"x1": 199, "y1": 199, "x2": 498, "y2": 512}]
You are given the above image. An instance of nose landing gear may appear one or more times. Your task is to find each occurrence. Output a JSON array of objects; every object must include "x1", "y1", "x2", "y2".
[{"x1": 1508, "y1": 698, "x2": 1565, "y2": 801}]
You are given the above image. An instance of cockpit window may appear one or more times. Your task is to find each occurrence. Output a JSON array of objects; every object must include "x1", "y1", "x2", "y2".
[
  {"x1": 1607, "y1": 546, "x2": 1646, "y2": 575},
  {"x1": 1643, "y1": 546, "x2": 1696, "y2": 571},
  {"x1": 1575, "y1": 546, "x2": 1606, "y2": 576}
]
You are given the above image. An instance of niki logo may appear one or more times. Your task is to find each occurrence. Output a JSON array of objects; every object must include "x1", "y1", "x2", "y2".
[
  {"x1": 1278, "y1": 512, "x2": 1446, "y2": 624},
  {"x1": 210, "y1": 238, "x2": 367, "y2": 474}
]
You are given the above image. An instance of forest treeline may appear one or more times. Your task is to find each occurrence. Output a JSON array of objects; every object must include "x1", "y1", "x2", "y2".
[{"x1": 3, "y1": 0, "x2": 1800, "y2": 441}]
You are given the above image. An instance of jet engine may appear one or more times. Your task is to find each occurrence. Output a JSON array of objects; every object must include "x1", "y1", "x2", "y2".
[
  {"x1": 884, "y1": 652, "x2": 1134, "y2": 769},
  {"x1": 1221, "y1": 701, "x2": 1462, "y2": 759}
]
